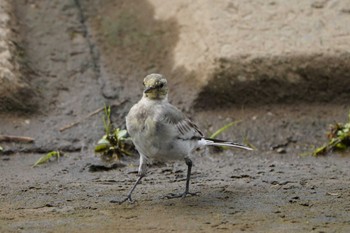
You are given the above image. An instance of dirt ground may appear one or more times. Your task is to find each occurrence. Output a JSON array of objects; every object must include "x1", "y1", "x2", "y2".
[{"x1": 1, "y1": 1, "x2": 350, "y2": 232}]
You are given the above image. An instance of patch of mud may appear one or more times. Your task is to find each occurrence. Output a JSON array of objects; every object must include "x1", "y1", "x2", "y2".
[{"x1": 2, "y1": 104, "x2": 350, "y2": 232}]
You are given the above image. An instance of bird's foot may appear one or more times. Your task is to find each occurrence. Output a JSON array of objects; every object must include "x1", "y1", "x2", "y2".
[
  {"x1": 110, "y1": 195, "x2": 136, "y2": 205},
  {"x1": 163, "y1": 191, "x2": 200, "y2": 199}
]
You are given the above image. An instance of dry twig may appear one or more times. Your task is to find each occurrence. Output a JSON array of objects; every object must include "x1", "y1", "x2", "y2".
[{"x1": 0, "y1": 135, "x2": 34, "y2": 143}]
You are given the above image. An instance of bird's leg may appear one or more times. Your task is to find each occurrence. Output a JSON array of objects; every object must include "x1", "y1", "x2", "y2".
[
  {"x1": 165, "y1": 158, "x2": 199, "y2": 199},
  {"x1": 111, "y1": 175, "x2": 144, "y2": 204},
  {"x1": 111, "y1": 155, "x2": 147, "y2": 204}
]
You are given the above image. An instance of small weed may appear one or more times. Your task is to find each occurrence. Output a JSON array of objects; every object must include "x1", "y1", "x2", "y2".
[
  {"x1": 33, "y1": 151, "x2": 61, "y2": 167},
  {"x1": 209, "y1": 120, "x2": 254, "y2": 151},
  {"x1": 313, "y1": 111, "x2": 350, "y2": 156},
  {"x1": 94, "y1": 105, "x2": 135, "y2": 162},
  {"x1": 209, "y1": 120, "x2": 241, "y2": 139}
]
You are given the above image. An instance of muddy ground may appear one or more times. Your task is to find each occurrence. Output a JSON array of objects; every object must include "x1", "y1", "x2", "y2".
[{"x1": 1, "y1": 1, "x2": 350, "y2": 232}]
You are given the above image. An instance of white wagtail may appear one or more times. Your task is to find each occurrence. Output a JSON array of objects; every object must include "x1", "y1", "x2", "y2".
[{"x1": 116, "y1": 73, "x2": 252, "y2": 204}]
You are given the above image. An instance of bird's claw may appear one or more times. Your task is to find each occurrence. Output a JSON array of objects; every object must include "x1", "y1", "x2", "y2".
[
  {"x1": 163, "y1": 191, "x2": 200, "y2": 199},
  {"x1": 110, "y1": 195, "x2": 136, "y2": 204}
]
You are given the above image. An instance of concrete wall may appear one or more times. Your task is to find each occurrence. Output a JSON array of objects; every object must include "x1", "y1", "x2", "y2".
[
  {"x1": 148, "y1": 0, "x2": 350, "y2": 108},
  {"x1": 0, "y1": 0, "x2": 36, "y2": 112}
]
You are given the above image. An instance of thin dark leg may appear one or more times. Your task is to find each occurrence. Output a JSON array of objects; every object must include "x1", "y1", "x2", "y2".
[
  {"x1": 184, "y1": 158, "x2": 192, "y2": 193},
  {"x1": 111, "y1": 175, "x2": 144, "y2": 204},
  {"x1": 165, "y1": 158, "x2": 199, "y2": 199}
]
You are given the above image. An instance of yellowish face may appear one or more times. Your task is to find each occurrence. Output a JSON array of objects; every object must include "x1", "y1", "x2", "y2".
[{"x1": 143, "y1": 74, "x2": 168, "y2": 99}]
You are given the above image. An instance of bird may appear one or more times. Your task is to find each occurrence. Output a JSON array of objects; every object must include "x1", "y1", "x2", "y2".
[{"x1": 116, "y1": 73, "x2": 253, "y2": 204}]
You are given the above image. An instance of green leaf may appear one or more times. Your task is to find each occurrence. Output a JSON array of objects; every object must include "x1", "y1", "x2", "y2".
[
  {"x1": 117, "y1": 129, "x2": 128, "y2": 139},
  {"x1": 33, "y1": 151, "x2": 60, "y2": 167},
  {"x1": 312, "y1": 145, "x2": 327, "y2": 156},
  {"x1": 335, "y1": 143, "x2": 347, "y2": 150},
  {"x1": 209, "y1": 120, "x2": 241, "y2": 139},
  {"x1": 97, "y1": 137, "x2": 109, "y2": 145},
  {"x1": 94, "y1": 143, "x2": 110, "y2": 153},
  {"x1": 95, "y1": 137, "x2": 111, "y2": 153}
]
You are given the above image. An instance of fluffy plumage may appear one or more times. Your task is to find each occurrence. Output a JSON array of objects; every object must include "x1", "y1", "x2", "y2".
[{"x1": 116, "y1": 73, "x2": 252, "y2": 204}]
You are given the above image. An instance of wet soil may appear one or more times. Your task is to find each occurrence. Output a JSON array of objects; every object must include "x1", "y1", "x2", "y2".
[{"x1": 1, "y1": 1, "x2": 350, "y2": 232}]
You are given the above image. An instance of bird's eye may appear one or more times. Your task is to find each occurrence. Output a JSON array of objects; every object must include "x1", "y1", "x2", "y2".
[{"x1": 159, "y1": 83, "x2": 164, "y2": 88}]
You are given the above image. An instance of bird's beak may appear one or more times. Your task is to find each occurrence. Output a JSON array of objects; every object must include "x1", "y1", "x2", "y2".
[{"x1": 144, "y1": 86, "x2": 155, "y2": 93}]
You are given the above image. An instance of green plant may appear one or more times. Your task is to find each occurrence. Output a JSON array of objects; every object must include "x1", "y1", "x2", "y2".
[
  {"x1": 33, "y1": 151, "x2": 61, "y2": 167},
  {"x1": 209, "y1": 120, "x2": 254, "y2": 151},
  {"x1": 94, "y1": 105, "x2": 135, "y2": 161},
  {"x1": 209, "y1": 120, "x2": 241, "y2": 139},
  {"x1": 313, "y1": 112, "x2": 350, "y2": 156},
  {"x1": 102, "y1": 104, "x2": 112, "y2": 136}
]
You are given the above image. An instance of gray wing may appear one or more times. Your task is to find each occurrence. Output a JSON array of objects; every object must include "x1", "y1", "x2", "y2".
[{"x1": 155, "y1": 103, "x2": 203, "y2": 139}]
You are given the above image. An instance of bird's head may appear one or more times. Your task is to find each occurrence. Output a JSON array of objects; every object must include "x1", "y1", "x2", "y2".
[{"x1": 143, "y1": 73, "x2": 168, "y2": 100}]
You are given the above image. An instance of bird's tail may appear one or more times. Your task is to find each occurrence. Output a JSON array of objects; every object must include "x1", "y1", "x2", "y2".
[{"x1": 199, "y1": 137, "x2": 253, "y2": 151}]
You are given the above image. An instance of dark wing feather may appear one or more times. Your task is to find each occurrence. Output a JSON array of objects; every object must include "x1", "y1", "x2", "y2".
[
  {"x1": 168, "y1": 117, "x2": 203, "y2": 138},
  {"x1": 156, "y1": 103, "x2": 203, "y2": 139}
]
